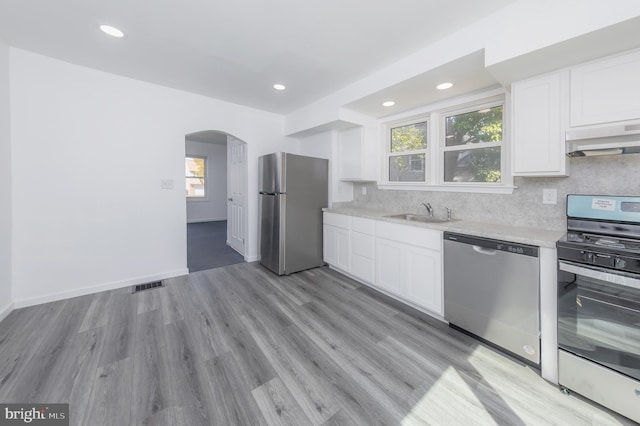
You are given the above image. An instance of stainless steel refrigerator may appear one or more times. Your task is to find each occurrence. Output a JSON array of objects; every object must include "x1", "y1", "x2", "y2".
[{"x1": 259, "y1": 152, "x2": 328, "y2": 275}]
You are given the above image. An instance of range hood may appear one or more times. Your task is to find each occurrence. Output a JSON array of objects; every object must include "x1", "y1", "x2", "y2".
[{"x1": 566, "y1": 123, "x2": 640, "y2": 157}]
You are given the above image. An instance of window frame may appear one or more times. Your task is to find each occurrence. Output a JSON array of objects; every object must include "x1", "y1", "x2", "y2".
[
  {"x1": 384, "y1": 115, "x2": 430, "y2": 184},
  {"x1": 379, "y1": 90, "x2": 514, "y2": 194},
  {"x1": 185, "y1": 155, "x2": 207, "y2": 200},
  {"x1": 439, "y1": 98, "x2": 505, "y2": 186}
]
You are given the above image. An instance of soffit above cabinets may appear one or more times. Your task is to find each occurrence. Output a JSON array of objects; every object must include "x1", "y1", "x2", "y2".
[
  {"x1": 486, "y1": 15, "x2": 640, "y2": 89},
  {"x1": 343, "y1": 50, "x2": 500, "y2": 119}
]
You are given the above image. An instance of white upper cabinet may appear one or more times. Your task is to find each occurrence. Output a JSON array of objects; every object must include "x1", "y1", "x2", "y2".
[
  {"x1": 571, "y1": 49, "x2": 640, "y2": 127},
  {"x1": 338, "y1": 126, "x2": 377, "y2": 181},
  {"x1": 511, "y1": 70, "x2": 569, "y2": 176}
]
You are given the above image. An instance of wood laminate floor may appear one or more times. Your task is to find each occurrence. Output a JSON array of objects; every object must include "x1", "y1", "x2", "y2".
[{"x1": 0, "y1": 263, "x2": 635, "y2": 425}]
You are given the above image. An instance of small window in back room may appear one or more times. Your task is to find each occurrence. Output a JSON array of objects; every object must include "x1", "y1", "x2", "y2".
[{"x1": 185, "y1": 156, "x2": 206, "y2": 198}]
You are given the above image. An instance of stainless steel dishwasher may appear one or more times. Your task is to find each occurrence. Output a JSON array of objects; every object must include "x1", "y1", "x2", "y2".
[{"x1": 443, "y1": 232, "x2": 540, "y2": 365}]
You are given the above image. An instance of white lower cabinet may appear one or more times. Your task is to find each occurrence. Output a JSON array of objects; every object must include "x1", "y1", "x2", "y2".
[
  {"x1": 323, "y1": 213, "x2": 350, "y2": 272},
  {"x1": 350, "y1": 230, "x2": 375, "y2": 283},
  {"x1": 323, "y1": 212, "x2": 443, "y2": 317},
  {"x1": 374, "y1": 238, "x2": 404, "y2": 296},
  {"x1": 323, "y1": 213, "x2": 375, "y2": 284},
  {"x1": 375, "y1": 233, "x2": 442, "y2": 315},
  {"x1": 404, "y1": 244, "x2": 442, "y2": 314}
]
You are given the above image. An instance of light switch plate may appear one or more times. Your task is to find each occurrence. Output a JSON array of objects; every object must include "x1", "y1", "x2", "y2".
[
  {"x1": 542, "y1": 188, "x2": 557, "y2": 205},
  {"x1": 361, "y1": 186, "x2": 367, "y2": 195},
  {"x1": 160, "y1": 179, "x2": 174, "y2": 190}
]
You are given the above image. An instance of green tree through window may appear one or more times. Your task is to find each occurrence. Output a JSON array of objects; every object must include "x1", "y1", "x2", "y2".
[
  {"x1": 389, "y1": 121, "x2": 428, "y2": 182},
  {"x1": 444, "y1": 106, "x2": 503, "y2": 183}
]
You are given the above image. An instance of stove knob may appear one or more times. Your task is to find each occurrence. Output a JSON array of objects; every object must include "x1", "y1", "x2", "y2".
[
  {"x1": 584, "y1": 252, "x2": 594, "y2": 263},
  {"x1": 614, "y1": 257, "x2": 627, "y2": 269}
]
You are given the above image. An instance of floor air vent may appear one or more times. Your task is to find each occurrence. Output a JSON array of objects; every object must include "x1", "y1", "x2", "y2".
[{"x1": 133, "y1": 281, "x2": 165, "y2": 293}]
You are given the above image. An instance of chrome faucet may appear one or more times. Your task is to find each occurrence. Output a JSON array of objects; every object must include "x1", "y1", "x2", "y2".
[{"x1": 421, "y1": 202, "x2": 433, "y2": 217}]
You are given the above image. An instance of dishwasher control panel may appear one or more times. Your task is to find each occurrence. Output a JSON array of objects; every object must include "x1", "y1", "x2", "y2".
[{"x1": 444, "y1": 232, "x2": 539, "y2": 258}]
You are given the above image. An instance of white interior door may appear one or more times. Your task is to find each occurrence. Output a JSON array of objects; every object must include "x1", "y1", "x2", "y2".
[{"x1": 227, "y1": 137, "x2": 246, "y2": 256}]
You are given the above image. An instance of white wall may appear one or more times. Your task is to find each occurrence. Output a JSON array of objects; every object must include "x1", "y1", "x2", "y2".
[
  {"x1": 185, "y1": 139, "x2": 227, "y2": 223},
  {"x1": 10, "y1": 48, "x2": 296, "y2": 307},
  {"x1": 0, "y1": 38, "x2": 12, "y2": 320}
]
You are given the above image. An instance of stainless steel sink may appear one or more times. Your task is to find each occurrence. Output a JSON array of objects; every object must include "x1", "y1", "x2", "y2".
[{"x1": 385, "y1": 213, "x2": 452, "y2": 223}]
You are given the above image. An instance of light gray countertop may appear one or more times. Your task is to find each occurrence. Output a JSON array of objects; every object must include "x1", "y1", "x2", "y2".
[{"x1": 323, "y1": 207, "x2": 564, "y2": 248}]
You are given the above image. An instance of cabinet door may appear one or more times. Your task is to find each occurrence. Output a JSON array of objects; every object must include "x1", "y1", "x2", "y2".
[
  {"x1": 404, "y1": 246, "x2": 442, "y2": 315},
  {"x1": 323, "y1": 225, "x2": 350, "y2": 272},
  {"x1": 351, "y1": 231, "x2": 375, "y2": 284},
  {"x1": 512, "y1": 71, "x2": 569, "y2": 176},
  {"x1": 375, "y1": 238, "x2": 404, "y2": 296},
  {"x1": 338, "y1": 127, "x2": 363, "y2": 180},
  {"x1": 571, "y1": 50, "x2": 640, "y2": 127},
  {"x1": 338, "y1": 126, "x2": 377, "y2": 181}
]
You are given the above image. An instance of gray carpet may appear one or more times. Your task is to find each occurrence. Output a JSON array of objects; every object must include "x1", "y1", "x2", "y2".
[{"x1": 187, "y1": 221, "x2": 244, "y2": 272}]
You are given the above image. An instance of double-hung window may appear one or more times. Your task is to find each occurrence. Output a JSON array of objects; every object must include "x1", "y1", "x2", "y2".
[
  {"x1": 382, "y1": 92, "x2": 509, "y2": 192},
  {"x1": 441, "y1": 101, "x2": 503, "y2": 183},
  {"x1": 388, "y1": 119, "x2": 428, "y2": 182},
  {"x1": 185, "y1": 155, "x2": 206, "y2": 198}
]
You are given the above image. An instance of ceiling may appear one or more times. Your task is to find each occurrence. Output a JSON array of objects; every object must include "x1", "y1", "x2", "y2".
[
  {"x1": 344, "y1": 50, "x2": 500, "y2": 119},
  {"x1": 0, "y1": 0, "x2": 515, "y2": 115}
]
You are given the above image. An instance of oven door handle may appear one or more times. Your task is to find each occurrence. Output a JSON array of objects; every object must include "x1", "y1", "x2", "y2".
[{"x1": 559, "y1": 261, "x2": 640, "y2": 291}]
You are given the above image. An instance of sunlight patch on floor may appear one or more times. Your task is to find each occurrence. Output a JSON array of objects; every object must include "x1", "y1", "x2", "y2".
[{"x1": 402, "y1": 365, "x2": 499, "y2": 425}]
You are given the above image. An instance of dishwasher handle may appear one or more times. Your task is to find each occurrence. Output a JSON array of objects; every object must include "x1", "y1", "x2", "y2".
[{"x1": 472, "y1": 245, "x2": 497, "y2": 255}]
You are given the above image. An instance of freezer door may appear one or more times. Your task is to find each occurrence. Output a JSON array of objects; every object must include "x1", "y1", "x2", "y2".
[
  {"x1": 258, "y1": 152, "x2": 286, "y2": 194},
  {"x1": 259, "y1": 193, "x2": 285, "y2": 274}
]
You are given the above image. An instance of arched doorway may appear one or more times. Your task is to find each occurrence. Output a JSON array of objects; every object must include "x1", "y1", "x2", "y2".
[{"x1": 185, "y1": 130, "x2": 247, "y2": 272}]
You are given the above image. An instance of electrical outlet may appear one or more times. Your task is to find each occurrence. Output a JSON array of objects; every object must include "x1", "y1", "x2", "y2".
[
  {"x1": 542, "y1": 188, "x2": 557, "y2": 205},
  {"x1": 361, "y1": 186, "x2": 367, "y2": 195}
]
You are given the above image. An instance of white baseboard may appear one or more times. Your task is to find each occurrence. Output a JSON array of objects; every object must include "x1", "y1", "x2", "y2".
[
  {"x1": 187, "y1": 217, "x2": 227, "y2": 223},
  {"x1": 0, "y1": 301, "x2": 14, "y2": 323},
  {"x1": 245, "y1": 255, "x2": 259, "y2": 262},
  {"x1": 13, "y1": 268, "x2": 190, "y2": 309}
]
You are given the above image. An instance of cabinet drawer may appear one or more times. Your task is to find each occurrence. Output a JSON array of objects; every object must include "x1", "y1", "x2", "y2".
[
  {"x1": 559, "y1": 350, "x2": 640, "y2": 423},
  {"x1": 352, "y1": 231, "x2": 374, "y2": 259},
  {"x1": 376, "y1": 221, "x2": 441, "y2": 251},
  {"x1": 351, "y1": 217, "x2": 375, "y2": 235},
  {"x1": 323, "y1": 212, "x2": 350, "y2": 229}
]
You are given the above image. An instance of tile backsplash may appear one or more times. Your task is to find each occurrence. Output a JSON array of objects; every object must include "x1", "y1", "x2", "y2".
[{"x1": 338, "y1": 155, "x2": 640, "y2": 231}]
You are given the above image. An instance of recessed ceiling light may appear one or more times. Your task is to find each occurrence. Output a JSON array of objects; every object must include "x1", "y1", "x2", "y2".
[
  {"x1": 436, "y1": 82, "x2": 454, "y2": 90},
  {"x1": 382, "y1": 101, "x2": 395, "y2": 107},
  {"x1": 273, "y1": 84, "x2": 286, "y2": 91},
  {"x1": 99, "y1": 25, "x2": 124, "y2": 38}
]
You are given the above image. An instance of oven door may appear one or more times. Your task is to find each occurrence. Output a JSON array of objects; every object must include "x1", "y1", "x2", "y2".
[{"x1": 558, "y1": 260, "x2": 640, "y2": 381}]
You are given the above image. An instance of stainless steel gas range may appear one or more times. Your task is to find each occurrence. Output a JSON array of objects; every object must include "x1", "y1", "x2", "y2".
[{"x1": 557, "y1": 195, "x2": 640, "y2": 423}]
